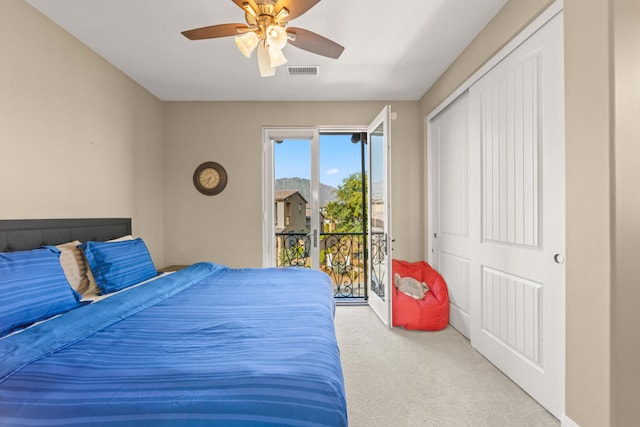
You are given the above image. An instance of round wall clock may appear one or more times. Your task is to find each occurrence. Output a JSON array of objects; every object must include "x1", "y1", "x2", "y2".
[{"x1": 193, "y1": 161, "x2": 227, "y2": 196}]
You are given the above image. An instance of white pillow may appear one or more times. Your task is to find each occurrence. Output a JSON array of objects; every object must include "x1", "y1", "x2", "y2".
[
  {"x1": 107, "y1": 235, "x2": 134, "y2": 242},
  {"x1": 394, "y1": 273, "x2": 429, "y2": 300}
]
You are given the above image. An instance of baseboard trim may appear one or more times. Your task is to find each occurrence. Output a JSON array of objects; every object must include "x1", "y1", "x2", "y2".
[
  {"x1": 448, "y1": 305, "x2": 470, "y2": 338},
  {"x1": 561, "y1": 413, "x2": 580, "y2": 427}
]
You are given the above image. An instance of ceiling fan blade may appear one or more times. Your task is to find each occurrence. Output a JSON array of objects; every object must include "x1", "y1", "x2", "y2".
[
  {"x1": 287, "y1": 27, "x2": 344, "y2": 59},
  {"x1": 276, "y1": 0, "x2": 321, "y2": 20},
  {"x1": 182, "y1": 23, "x2": 248, "y2": 40}
]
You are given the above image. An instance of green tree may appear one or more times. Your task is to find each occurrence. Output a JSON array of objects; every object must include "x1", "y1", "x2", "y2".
[{"x1": 324, "y1": 172, "x2": 367, "y2": 232}]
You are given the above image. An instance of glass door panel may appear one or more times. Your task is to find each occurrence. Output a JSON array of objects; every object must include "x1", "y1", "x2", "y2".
[
  {"x1": 367, "y1": 106, "x2": 392, "y2": 325},
  {"x1": 273, "y1": 138, "x2": 315, "y2": 268},
  {"x1": 319, "y1": 133, "x2": 367, "y2": 298}
]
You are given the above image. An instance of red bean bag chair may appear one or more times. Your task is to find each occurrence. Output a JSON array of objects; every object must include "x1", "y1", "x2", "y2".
[{"x1": 392, "y1": 259, "x2": 449, "y2": 331}]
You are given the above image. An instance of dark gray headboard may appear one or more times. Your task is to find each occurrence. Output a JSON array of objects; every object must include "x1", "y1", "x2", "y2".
[{"x1": 0, "y1": 218, "x2": 132, "y2": 252}]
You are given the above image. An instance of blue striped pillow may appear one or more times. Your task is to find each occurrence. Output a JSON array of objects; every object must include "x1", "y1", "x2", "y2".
[
  {"x1": 0, "y1": 247, "x2": 80, "y2": 336},
  {"x1": 80, "y1": 238, "x2": 158, "y2": 294}
]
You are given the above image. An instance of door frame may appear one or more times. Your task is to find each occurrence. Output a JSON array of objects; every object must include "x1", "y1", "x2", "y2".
[
  {"x1": 262, "y1": 126, "x2": 367, "y2": 269},
  {"x1": 367, "y1": 106, "x2": 393, "y2": 326}
]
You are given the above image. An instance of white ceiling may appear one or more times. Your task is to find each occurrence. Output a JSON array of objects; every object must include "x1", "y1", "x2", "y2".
[{"x1": 25, "y1": 0, "x2": 506, "y2": 101}]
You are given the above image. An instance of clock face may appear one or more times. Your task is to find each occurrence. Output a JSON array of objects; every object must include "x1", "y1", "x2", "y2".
[
  {"x1": 193, "y1": 162, "x2": 227, "y2": 195},
  {"x1": 199, "y1": 168, "x2": 220, "y2": 189}
]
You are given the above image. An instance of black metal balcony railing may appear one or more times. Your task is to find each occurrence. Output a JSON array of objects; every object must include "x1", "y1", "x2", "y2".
[
  {"x1": 275, "y1": 232, "x2": 367, "y2": 299},
  {"x1": 369, "y1": 232, "x2": 386, "y2": 300}
]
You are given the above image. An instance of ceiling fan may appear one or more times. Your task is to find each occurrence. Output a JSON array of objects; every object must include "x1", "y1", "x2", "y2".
[{"x1": 181, "y1": 0, "x2": 344, "y2": 77}]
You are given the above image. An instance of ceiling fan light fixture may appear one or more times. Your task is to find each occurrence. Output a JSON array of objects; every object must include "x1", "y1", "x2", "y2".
[
  {"x1": 266, "y1": 25, "x2": 288, "y2": 49},
  {"x1": 275, "y1": 7, "x2": 290, "y2": 22},
  {"x1": 235, "y1": 31, "x2": 259, "y2": 58},
  {"x1": 241, "y1": 2, "x2": 257, "y2": 18},
  {"x1": 268, "y1": 47, "x2": 288, "y2": 67},
  {"x1": 257, "y1": 42, "x2": 276, "y2": 77},
  {"x1": 181, "y1": 0, "x2": 344, "y2": 77}
]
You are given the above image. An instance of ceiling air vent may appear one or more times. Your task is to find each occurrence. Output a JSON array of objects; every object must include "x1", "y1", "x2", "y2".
[{"x1": 287, "y1": 66, "x2": 319, "y2": 76}]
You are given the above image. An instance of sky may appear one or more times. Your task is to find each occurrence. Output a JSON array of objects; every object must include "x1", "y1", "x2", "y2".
[{"x1": 274, "y1": 133, "x2": 364, "y2": 188}]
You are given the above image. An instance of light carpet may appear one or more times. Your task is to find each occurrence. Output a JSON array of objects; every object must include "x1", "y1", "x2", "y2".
[{"x1": 334, "y1": 306, "x2": 560, "y2": 427}]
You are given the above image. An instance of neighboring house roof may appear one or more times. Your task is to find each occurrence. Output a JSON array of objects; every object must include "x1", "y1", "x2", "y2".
[{"x1": 274, "y1": 190, "x2": 308, "y2": 204}]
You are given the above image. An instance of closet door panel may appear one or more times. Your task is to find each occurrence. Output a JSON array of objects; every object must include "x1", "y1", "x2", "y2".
[
  {"x1": 469, "y1": 11, "x2": 565, "y2": 418},
  {"x1": 429, "y1": 92, "x2": 471, "y2": 337}
]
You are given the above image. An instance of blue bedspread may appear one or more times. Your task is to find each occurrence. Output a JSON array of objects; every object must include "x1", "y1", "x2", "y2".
[{"x1": 0, "y1": 263, "x2": 347, "y2": 426}]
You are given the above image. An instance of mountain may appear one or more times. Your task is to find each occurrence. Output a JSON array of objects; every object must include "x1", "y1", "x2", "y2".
[{"x1": 275, "y1": 178, "x2": 337, "y2": 207}]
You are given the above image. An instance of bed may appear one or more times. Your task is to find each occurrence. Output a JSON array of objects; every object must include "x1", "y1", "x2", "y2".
[{"x1": 0, "y1": 219, "x2": 347, "y2": 426}]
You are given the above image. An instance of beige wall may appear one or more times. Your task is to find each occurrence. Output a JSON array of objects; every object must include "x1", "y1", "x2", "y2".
[
  {"x1": 564, "y1": 0, "x2": 612, "y2": 425},
  {"x1": 612, "y1": 0, "x2": 640, "y2": 425},
  {"x1": 419, "y1": 0, "x2": 636, "y2": 425},
  {"x1": 162, "y1": 101, "x2": 421, "y2": 268},
  {"x1": 0, "y1": 0, "x2": 165, "y2": 266}
]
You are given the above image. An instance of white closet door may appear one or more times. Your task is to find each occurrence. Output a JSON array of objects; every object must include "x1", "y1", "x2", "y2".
[
  {"x1": 429, "y1": 92, "x2": 471, "y2": 337},
  {"x1": 468, "y1": 12, "x2": 564, "y2": 417}
]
